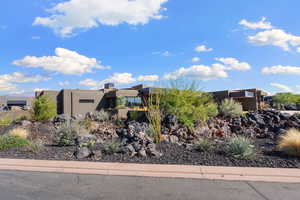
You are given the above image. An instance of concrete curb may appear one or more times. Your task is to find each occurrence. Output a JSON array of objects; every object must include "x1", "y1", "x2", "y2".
[{"x1": 0, "y1": 158, "x2": 300, "y2": 183}]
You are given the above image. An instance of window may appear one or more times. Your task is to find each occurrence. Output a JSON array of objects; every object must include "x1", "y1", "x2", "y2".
[
  {"x1": 124, "y1": 97, "x2": 142, "y2": 107},
  {"x1": 79, "y1": 99, "x2": 95, "y2": 103}
]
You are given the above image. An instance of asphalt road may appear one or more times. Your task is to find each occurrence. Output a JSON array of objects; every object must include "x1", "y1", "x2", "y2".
[{"x1": 0, "y1": 170, "x2": 299, "y2": 200}]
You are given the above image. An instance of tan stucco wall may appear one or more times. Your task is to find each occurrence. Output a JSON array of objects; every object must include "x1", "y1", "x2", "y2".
[{"x1": 71, "y1": 90, "x2": 105, "y2": 116}]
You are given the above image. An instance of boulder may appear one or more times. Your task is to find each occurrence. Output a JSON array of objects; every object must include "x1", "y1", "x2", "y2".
[
  {"x1": 169, "y1": 135, "x2": 179, "y2": 143},
  {"x1": 53, "y1": 114, "x2": 71, "y2": 124},
  {"x1": 75, "y1": 147, "x2": 91, "y2": 159},
  {"x1": 138, "y1": 148, "x2": 147, "y2": 157},
  {"x1": 20, "y1": 120, "x2": 32, "y2": 127},
  {"x1": 162, "y1": 114, "x2": 179, "y2": 130}
]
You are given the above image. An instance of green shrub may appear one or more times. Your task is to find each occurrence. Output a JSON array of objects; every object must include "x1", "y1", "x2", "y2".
[
  {"x1": 160, "y1": 81, "x2": 218, "y2": 130},
  {"x1": 273, "y1": 93, "x2": 300, "y2": 104},
  {"x1": 0, "y1": 111, "x2": 31, "y2": 126},
  {"x1": 194, "y1": 138, "x2": 216, "y2": 152},
  {"x1": 32, "y1": 95, "x2": 56, "y2": 121},
  {"x1": 226, "y1": 136, "x2": 256, "y2": 159},
  {"x1": 104, "y1": 139, "x2": 121, "y2": 154},
  {"x1": 0, "y1": 135, "x2": 30, "y2": 150},
  {"x1": 277, "y1": 129, "x2": 300, "y2": 157},
  {"x1": 57, "y1": 122, "x2": 78, "y2": 146},
  {"x1": 128, "y1": 110, "x2": 139, "y2": 121},
  {"x1": 219, "y1": 99, "x2": 243, "y2": 118},
  {"x1": 116, "y1": 97, "x2": 126, "y2": 109},
  {"x1": 27, "y1": 140, "x2": 44, "y2": 153},
  {"x1": 78, "y1": 120, "x2": 92, "y2": 130},
  {"x1": 146, "y1": 93, "x2": 162, "y2": 143},
  {"x1": 95, "y1": 110, "x2": 110, "y2": 121}
]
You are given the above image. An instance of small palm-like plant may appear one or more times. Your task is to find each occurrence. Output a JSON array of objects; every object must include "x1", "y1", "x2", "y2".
[
  {"x1": 277, "y1": 129, "x2": 300, "y2": 157},
  {"x1": 194, "y1": 138, "x2": 215, "y2": 152},
  {"x1": 227, "y1": 136, "x2": 256, "y2": 159},
  {"x1": 104, "y1": 139, "x2": 121, "y2": 154}
]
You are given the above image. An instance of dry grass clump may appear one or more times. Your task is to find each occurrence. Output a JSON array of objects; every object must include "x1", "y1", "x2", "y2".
[
  {"x1": 9, "y1": 128, "x2": 29, "y2": 139},
  {"x1": 0, "y1": 111, "x2": 31, "y2": 125},
  {"x1": 219, "y1": 99, "x2": 243, "y2": 118},
  {"x1": 277, "y1": 129, "x2": 300, "y2": 157}
]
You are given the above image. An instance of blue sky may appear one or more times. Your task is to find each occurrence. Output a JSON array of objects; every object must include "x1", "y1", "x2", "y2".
[{"x1": 1, "y1": 0, "x2": 300, "y2": 96}]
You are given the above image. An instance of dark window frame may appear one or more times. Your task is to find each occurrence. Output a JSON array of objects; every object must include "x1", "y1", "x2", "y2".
[{"x1": 79, "y1": 99, "x2": 95, "y2": 103}]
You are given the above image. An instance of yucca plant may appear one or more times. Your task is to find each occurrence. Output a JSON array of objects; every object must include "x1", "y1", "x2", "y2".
[
  {"x1": 227, "y1": 136, "x2": 256, "y2": 159},
  {"x1": 277, "y1": 129, "x2": 300, "y2": 157},
  {"x1": 104, "y1": 139, "x2": 121, "y2": 154}
]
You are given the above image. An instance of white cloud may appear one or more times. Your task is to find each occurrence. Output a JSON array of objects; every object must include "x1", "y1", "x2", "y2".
[
  {"x1": 262, "y1": 65, "x2": 300, "y2": 75},
  {"x1": 239, "y1": 17, "x2": 273, "y2": 30},
  {"x1": 79, "y1": 73, "x2": 159, "y2": 89},
  {"x1": 59, "y1": 81, "x2": 70, "y2": 87},
  {"x1": 136, "y1": 75, "x2": 159, "y2": 82},
  {"x1": 34, "y1": 88, "x2": 50, "y2": 92},
  {"x1": 162, "y1": 51, "x2": 172, "y2": 56},
  {"x1": 32, "y1": 36, "x2": 41, "y2": 40},
  {"x1": 191, "y1": 57, "x2": 200, "y2": 63},
  {"x1": 164, "y1": 64, "x2": 228, "y2": 81},
  {"x1": 248, "y1": 29, "x2": 300, "y2": 51},
  {"x1": 13, "y1": 48, "x2": 110, "y2": 75},
  {"x1": 195, "y1": 45, "x2": 213, "y2": 52},
  {"x1": 0, "y1": 72, "x2": 49, "y2": 91},
  {"x1": 270, "y1": 83, "x2": 293, "y2": 92},
  {"x1": 215, "y1": 57, "x2": 251, "y2": 71},
  {"x1": 33, "y1": 0, "x2": 168, "y2": 37},
  {"x1": 164, "y1": 57, "x2": 251, "y2": 81},
  {"x1": 240, "y1": 18, "x2": 300, "y2": 52},
  {"x1": 297, "y1": 47, "x2": 300, "y2": 53},
  {"x1": 9, "y1": 90, "x2": 26, "y2": 95}
]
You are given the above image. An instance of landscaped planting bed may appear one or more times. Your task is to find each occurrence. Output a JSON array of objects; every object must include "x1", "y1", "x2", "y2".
[
  {"x1": 1, "y1": 100, "x2": 300, "y2": 169},
  {"x1": 0, "y1": 140, "x2": 299, "y2": 168}
]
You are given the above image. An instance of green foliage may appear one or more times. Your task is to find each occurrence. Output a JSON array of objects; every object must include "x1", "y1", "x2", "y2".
[
  {"x1": 57, "y1": 122, "x2": 78, "y2": 146},
  {"x1": 146, "y1": 93, "x2": 162, "y2": 143},
  {"x1": 0, "y1": 135, "x2": 30, "y2": 150},
  {"x1": 27, "y1": 140, "x2": 44, "y2": 153},
  {"x1": 95, "y1": 110, "x2": 110, "y2": 121},
  {"x1": 128, "y1": 110, "x2": 139, "y2": 121},
  {"x1": 116, "y1": 97, "x2": 126, "y2": 109},
  {"x1": 0, "y1": 111, "x2": 31, "y2": 126},
  {"x1": 104, "y1": 139, "x2": 121, "y2": 154},
  {"x1": 226, "y1": 136, "x2": 256, "y2": 159},
  {"x1": 273, "y1": 93, "x2": 300, "y2": 104},
  {"x1": 160, "y1": 81, "x2": 218, "y2": 130},
  {"x1": 219, "y1": 99, "x2": 243, "y2": 118},
  {"x1": 80, "y1": 140, "x2": 96, "y2": 148},
  {"x1": 32, "y1": 95, "x2": 56, "y2": 121},
  {"x1": 194, "y1": 138, "x2": 216, "y2": 152},
  {"x1": 78, "y1": 120, "x2": 92, "y2": 130}
]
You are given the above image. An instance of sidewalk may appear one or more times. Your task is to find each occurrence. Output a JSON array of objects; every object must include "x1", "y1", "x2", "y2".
[{"x1": 0, "y1": 158, "x2": 300, "y2": 183}]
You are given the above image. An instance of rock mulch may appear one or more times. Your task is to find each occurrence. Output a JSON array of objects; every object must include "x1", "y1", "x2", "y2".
[
  {"x1": 1, "y1": 110, "x2": 300, "y2": 168},
  {"x1": 0, "y1": 140, "x2": 300, "y2": 168}
]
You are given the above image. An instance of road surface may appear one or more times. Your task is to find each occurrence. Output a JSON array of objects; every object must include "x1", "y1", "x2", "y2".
[{"x1": 0, "y1": 170, "x2": 299, "y2": 200}]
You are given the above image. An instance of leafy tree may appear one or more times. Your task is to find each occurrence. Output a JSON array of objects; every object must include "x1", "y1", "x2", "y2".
[
  {"x1": 160, "y1": 80, "x2": 218, "y2": 130},
  {"x1": 273, "y1": 93, "x2": 300, "y2": 104},
  {"x1": 32, "y1": 95, "x2": 56, "y2": 121}
]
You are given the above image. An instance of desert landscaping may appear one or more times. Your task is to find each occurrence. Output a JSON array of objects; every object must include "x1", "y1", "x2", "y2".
[{"x1": 1, "y1": 86, "x2": 300, "y2": 169}]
